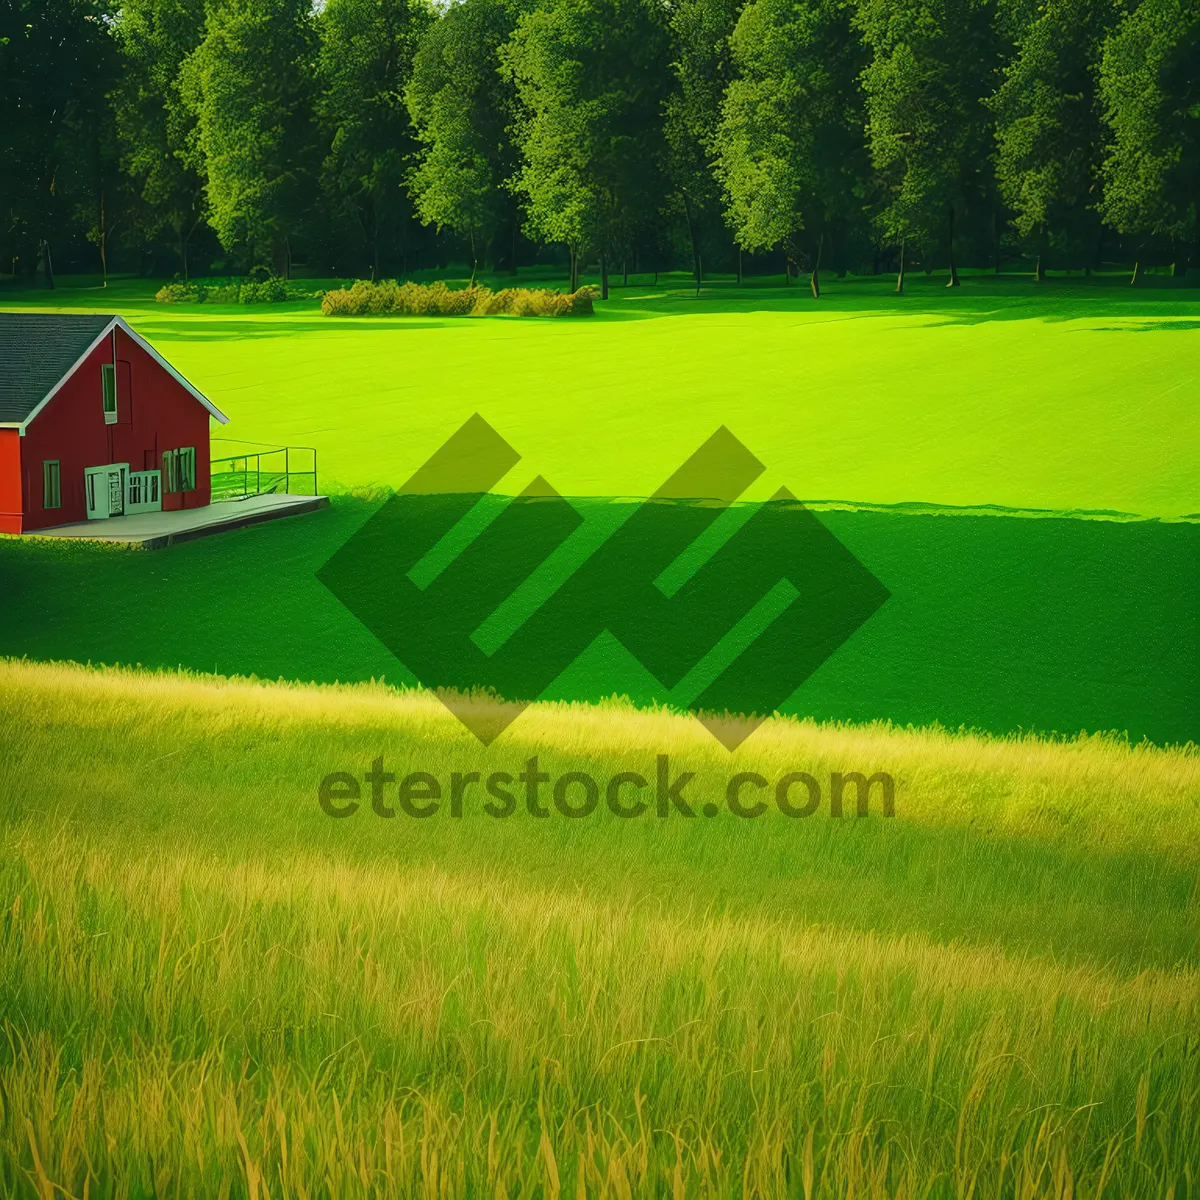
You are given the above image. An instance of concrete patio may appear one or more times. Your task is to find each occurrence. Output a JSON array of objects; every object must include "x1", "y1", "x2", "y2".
[{"x1": 32, "y1": 492, "x2": 329, "y2": 550}]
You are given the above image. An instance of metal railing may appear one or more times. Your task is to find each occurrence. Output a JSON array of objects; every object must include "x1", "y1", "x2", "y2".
[{"x1": 210, "y1": 442, "x2": 318, "y2": 501}]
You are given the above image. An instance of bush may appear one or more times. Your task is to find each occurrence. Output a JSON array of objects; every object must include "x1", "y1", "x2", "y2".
[
  {"x1": 320, "y1": 279, "x2": 597, "y2": 318},
  {"x1": 155, "y1": 275, "x2": 293, "y2": 305},
  {"x1": 239, "y1": 276, "x2": 289, "y2": 303},
  {"x1": 155, "y1": 281, "x2": 205, "y2": 304},
  {"x1": 204, "y1": 283, "x2": 242, "y2": 304}
]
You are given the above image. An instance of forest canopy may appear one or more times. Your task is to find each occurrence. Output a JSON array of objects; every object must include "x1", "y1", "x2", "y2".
[{"x1": 1, "y1": 0, "x2": 1197, "y2": 289}]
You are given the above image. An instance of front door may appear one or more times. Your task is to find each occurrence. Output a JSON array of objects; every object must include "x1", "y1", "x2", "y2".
[
  {"x1": 108, "y1": 470, "x2": 125, "y2": 516},
  {"x1": 84, "y1": 464, "x2": 130, "y2": 520}
]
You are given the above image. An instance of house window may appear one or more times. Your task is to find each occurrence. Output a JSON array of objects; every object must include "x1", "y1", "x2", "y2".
[
  {"x1": 162, "y1": 448, "x2": 194, "y2": 493},
  {"x1": 43, "y1": 460, "x2": 61, "y2": 509},
  {"x1": 101, "y1": 364, "x2": 118, "y2": 424}
]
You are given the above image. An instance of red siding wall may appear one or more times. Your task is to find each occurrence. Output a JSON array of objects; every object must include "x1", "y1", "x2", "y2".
[
  {"x1": 0, "y1": 429, "x2": 22, "y2": 535},
  {"x1": 15, "y1": 326, "x2": 212, "y2": 532}
]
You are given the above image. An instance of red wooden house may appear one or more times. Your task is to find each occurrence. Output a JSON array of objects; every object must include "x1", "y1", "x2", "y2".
[{"x1": 0, "y1": 313, "x2": 228, "y2": 534}]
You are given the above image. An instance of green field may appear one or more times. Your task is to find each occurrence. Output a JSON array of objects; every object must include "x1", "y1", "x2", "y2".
[
  {"x1": 2, "y1": 495, "x2": 1197, "y2": 745},
  {"x1": 3, "y1": 272, "x2": 1198, "y2": 744},
  {"x1": 2, "y1": 659, "x2": 1198, "y2": 1196},
  {"x1": 5, "y1": 272, "x2": 1199, "y2": 515},
  {"x1": 2, "y1": 277, "x2": 1199, "y2": 1195}
]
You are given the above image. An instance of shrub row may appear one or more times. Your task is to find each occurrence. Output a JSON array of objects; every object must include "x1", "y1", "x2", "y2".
[
  {"x1": 320, "y1": 279, "x2": 596, "y2": 318},
  {"x1": 156, "y1": 276, "x2": 293, "y2": 304}
]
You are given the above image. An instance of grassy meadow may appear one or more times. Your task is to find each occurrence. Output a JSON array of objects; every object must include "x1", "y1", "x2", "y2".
[
  {"x1": 1, "y1": 496, "x2": 1197, "y2": 745},
  {"x1": 1, "y1": 272, "x2": 1197, "y2": 744},
  {"x1": 1, "y1": 273, "x2": 1198, "y2": 1195},
  {"x1": 2, "y1": 658, "x2": 1199, "y2": 1197},
  {"x1": 3, "y1": 271, "x2": 1199, "y2": 516}
]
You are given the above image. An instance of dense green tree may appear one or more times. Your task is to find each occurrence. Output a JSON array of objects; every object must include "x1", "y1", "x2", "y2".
[
  {"x1": 0, "y1": 0, "x2": 118, "y2": 285},
  {"x1": 502, "y1": 0, "x2": 672, "y2": 295},
  {"x1": 407, "y1": 0, "x2": 523, "y2": 282},
  {"x1": 714, "y1": 0, "x2": 868, "y2": 295},
  {"x1": 70, "y1": 95, "x2": 134, "y2": 286},
  {"x1": 665, "y1": 0, "x2": 745, "y2": 288},
  {"x1": 1099, "y1": 0, "x2": 1200, "y2": 279},
  {"x1": 2, "y1": 0, "x2": 1199, "y2": 287},
  {"x1": 991, "y1": 0, "x2": 1121, "y2": 277},
  {"x1": 185, "y1": 0, "x2": 319, "y2": 274},
  {"x1": 112, "y1": 0, "x2": 208, "y2": 279},
  {"x1": 317, "y1": 0, "x2": 433, "y2": 281},
  {"x1": 857, "y1": 0, "x2": 1005, "y2": 289}
]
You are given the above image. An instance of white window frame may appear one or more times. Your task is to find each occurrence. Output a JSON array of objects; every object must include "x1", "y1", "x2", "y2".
[
  {"x1": 42, "y1": 460, "x2": 61, "y2": 510},
  {"x1": 179, "y1": 446, "x2": 196, "y2": 492},
  {"x1": 125, "y1": 469, "x2": 162, "y2": 515},
  {"x1": 101, "y1": 363, "x2": 118, "y2": 425}
]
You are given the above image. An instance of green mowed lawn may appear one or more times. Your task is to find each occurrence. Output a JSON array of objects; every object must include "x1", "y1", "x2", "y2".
[
  {"x1": 2, "y1": 274, "x2": 1196, "y2": 743},
  {"x1": 3, "y1": 272, "x2": 1199, "y2": 516},
  {"x1": 2, "y1": 659, "x2": 1198, "y2": 1195},
  {"x1": 2, "y1": 495, "x2": 1196, "y2": 744}
]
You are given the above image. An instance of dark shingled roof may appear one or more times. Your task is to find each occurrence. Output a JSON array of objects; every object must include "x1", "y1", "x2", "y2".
[{"x1": 0, "y1": 313, "x2": 116, "y2": 424}]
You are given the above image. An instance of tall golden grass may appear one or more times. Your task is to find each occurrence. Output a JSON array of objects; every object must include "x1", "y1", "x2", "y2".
[{"x1": 1, "y1": 659, "x2": 1197, "y2": 1198}]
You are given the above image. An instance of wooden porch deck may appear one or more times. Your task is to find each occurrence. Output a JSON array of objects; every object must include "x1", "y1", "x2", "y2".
[{"x1": 29, "y1": 492, "x2": 329, "y2": 550}]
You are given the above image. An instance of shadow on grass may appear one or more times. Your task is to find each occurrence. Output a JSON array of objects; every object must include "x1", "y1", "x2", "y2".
[
  {"x1": 3, "y1": 271, "x2": 1199, "y2": 333},
  {"x1": 1, "y1": 494, "x2": 1196, "y2": 747}
]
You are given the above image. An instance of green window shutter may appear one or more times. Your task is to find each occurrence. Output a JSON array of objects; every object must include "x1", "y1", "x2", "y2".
[
  {"x1": 101, "y1": 364, "x2": 117, "y2": 424},
  {"x1": 42, "y1": 461, "x2": 61, "y2": 509},
  {"x1": 180, "y1": 447, "x2": 196, "y2": 492}
]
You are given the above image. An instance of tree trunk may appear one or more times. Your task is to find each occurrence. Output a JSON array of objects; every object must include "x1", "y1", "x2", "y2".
[
  {"x1": 737, "y1": 247, "x2": 743, "y2": 285},
  {"x1": 469, "y1": 234, "x2": 478, "y2": 287},
  {"x1": 600, "y1": 248, "x2": 608, "y2": 300},
  {"x1": 179, "y1": 226, "x2": 189, "y2": 283},
  {"x1": 896, "y1": 239, "x2": 906, "y2": 295},
  {"x1": 99, "y1": 189, "x2": 108, "y2": 287},
  {"x1": 946, "y1": 207, "x2": 961, "y2": 287},
  {"x1": 569, "y1": 245, "x2": 578, "y2": 293},
  {"x1": 40, "y1": 241, "x2": 54, "y2": 289},
  {"x1": 682, "y1": 194, "x2": 702, "y2": 295},
  {"x1": 623, "y1": 258, "x2": 627, "y2": 286},
  {"x1": 1035, "y1": 254, "x2": 1045, "y2": 283},
  {"x1": 810, "y1": 231, "x2": 824, "y2": 299},
  {"x1": 1130, "y1": 259, "x2": 1142, "y2": 286}
]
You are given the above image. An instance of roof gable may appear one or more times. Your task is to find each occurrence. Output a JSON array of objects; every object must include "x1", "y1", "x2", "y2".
[
  {"x1": 0, "y1": 312, "x2": 228, "y2": 428},
  {"x1": 0, "y1": 313, "x2": 114, "y2": 424}
]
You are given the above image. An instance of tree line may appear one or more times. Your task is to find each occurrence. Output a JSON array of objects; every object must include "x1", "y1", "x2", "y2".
[{"x1": 1, "y1": 0, "x2": 1197, "y2": 294}]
